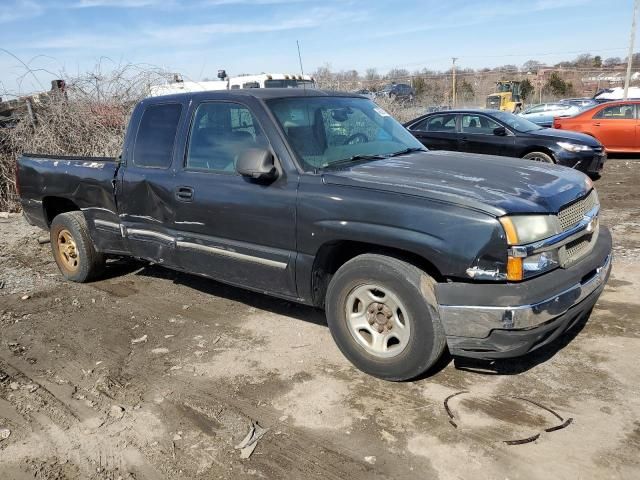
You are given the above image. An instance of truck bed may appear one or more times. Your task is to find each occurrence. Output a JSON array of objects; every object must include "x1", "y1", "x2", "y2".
[{"x1": 17, "y1": 153, "x2": 124, "y2": 252}]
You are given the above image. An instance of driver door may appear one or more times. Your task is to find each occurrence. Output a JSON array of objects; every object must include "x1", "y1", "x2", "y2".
[{"x1": 170, "y1": 100, "x2": 299, "y2": 296}]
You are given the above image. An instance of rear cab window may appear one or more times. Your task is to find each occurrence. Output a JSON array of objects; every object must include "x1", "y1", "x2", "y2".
[{"x1": 133, "y1": 103, "x2": 182, "y2": 168}]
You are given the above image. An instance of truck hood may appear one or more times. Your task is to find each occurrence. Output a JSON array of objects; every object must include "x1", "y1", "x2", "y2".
[{"x1": 322, "y1": 150, "x2": 591, "y2": 216}]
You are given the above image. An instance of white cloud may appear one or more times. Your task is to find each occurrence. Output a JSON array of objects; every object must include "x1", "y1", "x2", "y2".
[
  {"x1": 72, "y1": 0, "x2": 307, "y2": 7},
  {"x1": 73, "y1": 0, "x2": 167, "y2": 7},
  {"x1": 371, "y1": 0, "x2": 592, "y2": 39},
  {"x1": 20, "y1": 5, "x2": 359, "y2": 50},
  {"x1": 0, "y1": 0, "x2": 43, "y2": 24}
]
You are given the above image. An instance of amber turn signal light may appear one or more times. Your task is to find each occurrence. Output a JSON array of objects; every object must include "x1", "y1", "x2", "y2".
[{"x1": 507, "y1": 256, "x2": 523, "y2": 281}]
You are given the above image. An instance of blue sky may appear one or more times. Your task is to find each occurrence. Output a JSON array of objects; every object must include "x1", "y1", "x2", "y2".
[{"x1": 0, "y1": 0, "x2": 636, "y2": 96}]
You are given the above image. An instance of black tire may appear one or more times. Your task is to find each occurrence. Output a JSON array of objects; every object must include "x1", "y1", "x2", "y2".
[
  {"x1": 325, "y1": 254, "x2": 446, "y2": 381},
  {"x1": 50, "y1": 211, "x2": 105, "y2": 282},
  {"x1": 523, "y1": 151, "x2": 555, "y2": 163}
]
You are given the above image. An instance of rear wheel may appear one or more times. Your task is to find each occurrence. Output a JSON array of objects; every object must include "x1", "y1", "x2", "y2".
[
  {"x1": 523, "y1": 151, "x2": 555, "y2": 163},
  {"x1": 50, "y1": 211, "x2": 105, "y2": 282},
  {"x1": 325, "y1": 254, "x2": 446, "y2": 381}
]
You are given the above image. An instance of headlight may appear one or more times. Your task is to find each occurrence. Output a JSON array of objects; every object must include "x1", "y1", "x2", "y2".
[
  {"x1": 522, "y1": 250, "x2": 560, "y2": 276},
  {"x1": 557, "y1": 141, "x2": 592, "y2": 152},
  {"x1": 499, "y1": 215, "x2": 560, "y2": 245},
  {"x1": 499, "y1": 215, "x2": 561, "y2": 281}
]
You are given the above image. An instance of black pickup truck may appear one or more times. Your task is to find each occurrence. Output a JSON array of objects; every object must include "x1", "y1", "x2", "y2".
[{"x1": 17, "y1": 89, "x2": 612, "y2": 381}]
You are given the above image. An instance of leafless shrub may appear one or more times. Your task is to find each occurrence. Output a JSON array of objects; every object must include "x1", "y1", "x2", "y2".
[
  {"x1": 372, "y1": 96, "x2": 424, "y2": 124},
  {"x1": 0, "y1": 63, "x2": 169, "y2": 212}
]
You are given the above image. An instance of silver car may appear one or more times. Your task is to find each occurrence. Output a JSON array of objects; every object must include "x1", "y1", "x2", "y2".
[{"x1": 518, "y1": 103, "x2": 582, "y2": 127}]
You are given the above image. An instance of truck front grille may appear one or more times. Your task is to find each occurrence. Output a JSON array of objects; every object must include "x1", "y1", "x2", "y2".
[
  {"x1": 557, "y1": 189, "x2": 600, "y2": 267},
  {"x1": 558, "y1": 224, "x2": 599, "y2": 267},
  {"x1": 558, "y1": 190, "x2": 598, "y2": 232}
]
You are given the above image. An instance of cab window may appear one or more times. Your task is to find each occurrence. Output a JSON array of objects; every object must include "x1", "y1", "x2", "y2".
[
  {"x1": 186, "y1": 102, "x2": 268, "y2": 173},
  {"x1": 133, "y1": 103, "x2": 182, "y2": 168}
]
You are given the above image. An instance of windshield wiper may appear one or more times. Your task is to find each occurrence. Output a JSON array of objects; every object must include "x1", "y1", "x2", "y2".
[
  {"x1": 386, "y1": 147, "x2": 427, "y2": 157},
  {"x1": 318, "y1": 154, "x2": 387, "y2": 171}
]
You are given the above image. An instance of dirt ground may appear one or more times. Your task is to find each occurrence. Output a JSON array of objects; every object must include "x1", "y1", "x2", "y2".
[{"x1": 1, "y1": 160, "x2": 639, "y2": 480}]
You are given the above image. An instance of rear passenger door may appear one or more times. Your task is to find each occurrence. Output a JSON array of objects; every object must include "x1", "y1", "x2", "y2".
[
  {"x1": 408, "y1": 114, "x2": 459, "y2": 151},
  {"x1": 119, "y1": 101, "x2": 185, "y2": 266},
  {"x1": 170, "y1": 101, "x2": 298, "y2": 297}
]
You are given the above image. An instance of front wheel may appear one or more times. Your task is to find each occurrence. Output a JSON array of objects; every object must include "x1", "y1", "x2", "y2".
[
  {"x1": 50, "y1": 211, "x2": 105, "y2": 282},
  {"x1": 523, "y1": 151, "x2": 555, "y2": 163},
  {"x1": 325, "y1": 254, "x2": 446, "y2": 381}
]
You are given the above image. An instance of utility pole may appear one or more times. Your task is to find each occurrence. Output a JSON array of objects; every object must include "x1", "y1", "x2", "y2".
[
  {"x1": 624, "y1": 0, "x2": 639, "y2": 99},
  {"x1": 452, "y1": 57, "x2": 458, "y2": 107}
]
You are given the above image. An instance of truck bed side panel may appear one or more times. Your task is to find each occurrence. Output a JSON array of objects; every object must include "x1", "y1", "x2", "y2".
[{"x1": 17, "y1": 154, "x2": 128, "y2": 254}]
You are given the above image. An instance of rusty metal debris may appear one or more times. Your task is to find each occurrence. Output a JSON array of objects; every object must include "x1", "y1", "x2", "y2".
[
  {"x1": 443, "y1": 391, "x2": 468, "y2": 428},
  {"x1": 504, "y1": 433, "x2": 541, "y2": 446},
  {"x1": 444, "y1": 391, "x2": 573, "y2": 444},
  {"x1": 545, "y1": 418, "x2": 573, "y2": 433}
]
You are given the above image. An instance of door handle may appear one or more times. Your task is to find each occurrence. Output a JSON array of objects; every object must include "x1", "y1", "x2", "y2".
[
  {"x1": 593, "y1": 122, "x2": 601, "y2": 127},
  {"x1": 175, "y1": 186, "x2": 194, "y2": 201}
]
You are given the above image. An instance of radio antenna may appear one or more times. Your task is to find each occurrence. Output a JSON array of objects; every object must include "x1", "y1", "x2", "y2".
[{"x1": 296, "y1": 40, "x2": 307, "y2": 94}]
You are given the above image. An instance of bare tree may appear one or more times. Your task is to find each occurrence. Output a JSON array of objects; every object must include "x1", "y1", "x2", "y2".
[
  {"x1": 365, "y1": 68, "x2": 380, "y2": 81},
  {"x1": 0, "y1": 62, "x2": 169, "y2": 211}
]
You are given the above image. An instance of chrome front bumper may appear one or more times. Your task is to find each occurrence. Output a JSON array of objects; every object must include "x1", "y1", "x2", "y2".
[{"x1": 438, "y1": 253, "x2": 612, "y2": 339}]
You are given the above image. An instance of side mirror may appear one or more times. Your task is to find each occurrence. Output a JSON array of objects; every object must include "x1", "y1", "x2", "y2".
[
  {"x1": 493, "y1": 126, "x2": 507, "y2": 136},
  {"x1": 236, "y1": 148, "x2": 277, "y2": 181}
]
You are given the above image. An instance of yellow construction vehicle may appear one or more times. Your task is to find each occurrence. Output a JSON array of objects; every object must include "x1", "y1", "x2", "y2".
[{"x1": 486, "y1": 81, "x2": 523, "y2": 113}]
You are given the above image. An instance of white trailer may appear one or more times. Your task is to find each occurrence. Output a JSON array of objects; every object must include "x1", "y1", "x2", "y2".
[
  {"x1": 148, "y1": 73, "x2": 315, "y2": 97},
  {"x1": 594, "y1": 86, "x2": 640, "y2": 101}
]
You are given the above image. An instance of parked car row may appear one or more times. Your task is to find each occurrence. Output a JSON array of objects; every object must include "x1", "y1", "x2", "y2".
[
  {"x1": 389, "y1": 95, "x2": 640, "y2": 175},
  {"x1": 404, "y1": 109, "x2": 605, "y2": 175},
  {"x1": 352, "y1": 83, "x2": 416, "y2": 103}
]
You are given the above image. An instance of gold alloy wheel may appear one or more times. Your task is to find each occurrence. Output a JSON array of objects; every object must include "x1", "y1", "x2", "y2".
[{"x1": 56, "y1": 228, "x2": 80, "y2": 273}]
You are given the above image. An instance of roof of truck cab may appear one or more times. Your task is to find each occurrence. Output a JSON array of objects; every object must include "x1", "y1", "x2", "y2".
[{"x1": 143, "y1": 88, "x2": 363, "y2": 103}]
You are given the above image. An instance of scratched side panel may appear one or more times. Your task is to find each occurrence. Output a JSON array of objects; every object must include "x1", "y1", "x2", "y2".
[
  {"x1": 17, "y1": 155, "x2": 127, "y2": 253},
  {"x1": 295, "y1": 174, "x2": 507, "y2": 304}
]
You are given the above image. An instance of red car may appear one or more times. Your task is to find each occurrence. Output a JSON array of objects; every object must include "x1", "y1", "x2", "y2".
[{"x1": 554, "y1": 100, "x2": 639, "y2": 153}]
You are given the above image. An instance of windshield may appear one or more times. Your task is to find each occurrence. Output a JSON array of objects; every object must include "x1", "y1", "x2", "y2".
[
  {"x1": 266, "y1": 96, "x2": 425, "y2": 171},
  {"x1": 264, "y1": 79, "x2": 315, "y2": 88},
  {"x1": 491, "y1": 111, "x2": 544, "y2": 132}
]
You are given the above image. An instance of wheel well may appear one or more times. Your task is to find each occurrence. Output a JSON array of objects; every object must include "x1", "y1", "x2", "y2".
[
  {"x1": 521, "y1": 146, "x2": 555, "y2": 160},
  {"x1": 310, "y1": 240, "x2": 443, "y2": 307},
  {"x1": 42, "y1": 197, "x2": 80, "y2": 226}
]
